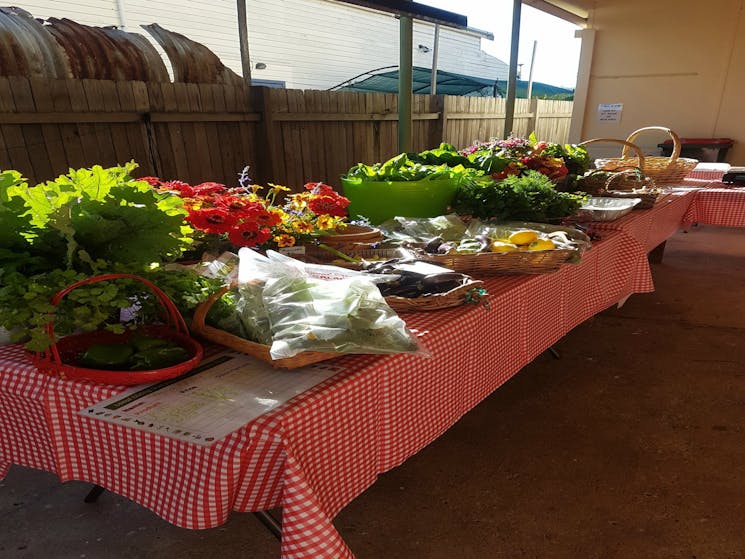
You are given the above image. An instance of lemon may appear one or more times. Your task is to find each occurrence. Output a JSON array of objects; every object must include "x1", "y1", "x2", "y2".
[
  {"x1": 508, "y1": 230, "x2": 539, "y2": 246},
  {"x1": 527, "y1": 238, "x2": 556, "y2": 251},
  {"x1": 489, "y1": 240, "x2": 519, "y2": 253}
]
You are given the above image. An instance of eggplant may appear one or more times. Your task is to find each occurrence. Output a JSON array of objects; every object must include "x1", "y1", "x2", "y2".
[{"x1": 424, "y1": 236, "x2": 444, "y2": 253}]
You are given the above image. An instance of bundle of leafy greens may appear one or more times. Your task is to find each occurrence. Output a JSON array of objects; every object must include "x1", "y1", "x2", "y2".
[
  {"x1": 0, "y1": 163, "x2": 221, "y2": 350},
  {"x1": 452, "y1": 171, "x2": 588, "y2": 222},
  {"x1": 344, "y1": 152, "x2": 479, "y2": 183}
]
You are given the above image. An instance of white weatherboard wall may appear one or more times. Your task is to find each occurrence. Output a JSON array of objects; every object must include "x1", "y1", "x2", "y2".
[{"x1": 14, "y1": 0, "x2": 508, "y2": 90}]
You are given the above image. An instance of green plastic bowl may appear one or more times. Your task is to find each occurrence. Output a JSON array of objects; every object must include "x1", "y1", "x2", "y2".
[{"x1": 340, "y1": 176, "x2": 460, "y2": 225}]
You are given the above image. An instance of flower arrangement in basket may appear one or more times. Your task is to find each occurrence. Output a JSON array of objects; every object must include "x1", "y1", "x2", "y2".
[
  {"x1": 142, "y1": 173, "x2": 351, "y2": 256},
  {"x1": 33, "y1": 274, "x2": 203, "y2": 385}
]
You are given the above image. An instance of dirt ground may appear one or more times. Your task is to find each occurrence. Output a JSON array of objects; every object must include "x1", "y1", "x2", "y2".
[{"x1": 1, "y1": 224, "x2": 744, "y2": 559}]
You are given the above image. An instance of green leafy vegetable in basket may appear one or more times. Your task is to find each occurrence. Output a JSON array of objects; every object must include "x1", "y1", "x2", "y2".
[
  {"x1": 452, "y1": 171, "x2": 588, "y2": 223},
  {"x1": 344, "y1": 152, "x2": 479, "y2": 183}
]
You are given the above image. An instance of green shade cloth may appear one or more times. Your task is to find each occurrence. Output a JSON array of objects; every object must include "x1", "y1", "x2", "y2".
[{"x1": 333, "y1": 66, "x2": 574, "y2": 99}]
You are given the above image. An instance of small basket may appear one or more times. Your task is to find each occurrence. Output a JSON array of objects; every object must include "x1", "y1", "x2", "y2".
[
  {"x1": 595, "y1": 169, "x2": 663, "y2": 210},
  {"x1": 33, "y1": 274, "x2": 204, "y2": 386},
  {"x1": 385, "y1": 279, "x2": 485, "y2": 312},
  {"x1": 416, "y1": 248, "x2": 575, "y2": 276},
  {"x1": 191, "y1": 285, "x2": 338, "y2": 369},
  {"x1": 579, "y1": 139, "x2": 649, "y2": 194},
  {"x1": 594, "y1": 127, "x2": 698, "y2": 185}
]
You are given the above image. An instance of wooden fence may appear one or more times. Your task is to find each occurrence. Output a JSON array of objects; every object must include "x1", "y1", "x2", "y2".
[{"x1": 0, "y1": 77, "x2": 573, "y2": 188}]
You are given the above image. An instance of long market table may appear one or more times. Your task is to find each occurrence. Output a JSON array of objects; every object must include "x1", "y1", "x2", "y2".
[{"x1": 0, "y1": 187, "x2": 709, "y2": 559}]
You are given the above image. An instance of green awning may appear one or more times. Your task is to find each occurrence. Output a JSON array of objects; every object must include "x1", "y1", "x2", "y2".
[{"x1": 332, "y1": 66, "x2": 574, "y2": 99}]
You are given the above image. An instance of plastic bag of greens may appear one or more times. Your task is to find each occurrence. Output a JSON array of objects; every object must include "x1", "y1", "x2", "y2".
[
  {"x1": 377, "y1": 214, "x2": 468, "y2": 242},
  {"x1": 236, "y1": 248, "x2": 423, "y2": 359}
]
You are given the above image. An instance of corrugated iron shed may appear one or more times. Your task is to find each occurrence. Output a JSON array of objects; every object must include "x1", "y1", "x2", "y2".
[
  {"x1": 143, "y1": 23, "x2": 243, "y2": 85},
  {"x1": 46, "y1": 17, "x2": 169, "y2": 82},
  {"x1": 0, "y1": 7, "x2": 71, "y2": 79}
]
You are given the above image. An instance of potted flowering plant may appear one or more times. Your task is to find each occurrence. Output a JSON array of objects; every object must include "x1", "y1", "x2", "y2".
[{"x1": 141, "y1": 176, "x2": 352, "y2": 257}]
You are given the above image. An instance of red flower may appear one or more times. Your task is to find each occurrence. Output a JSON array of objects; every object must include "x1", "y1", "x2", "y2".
[
  {"x1": 160, "y1": 180, "x2": 195, "y2": 197},
  {"x1": 138, "y1": 176, "x2": 161, "y2": 186},
  {"x1": 193, "y1": 182, "x2": 227, "y2": 196},
  {"x1": 187, "y1": 207, "x2": 238, "y2": 234},
  {"x1": 246, "y1": 206, "x2": 283, "y2": 227},
  {"x1": 304, "y1": 182, "x2": 335, "y2": 195},
  {"x1": 308, "y1": 194, "x2": 349, "y2": 217},
  {"x1": 228, "y1": 222, "x2": 272, "y2": 247}
]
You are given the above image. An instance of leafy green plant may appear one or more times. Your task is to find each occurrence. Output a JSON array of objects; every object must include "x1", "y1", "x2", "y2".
[
  {"x1": 344, "y1": 152, "x2": 479, "y2": 182},
  {"x1": 6, "y1": 162, "x2": 192, "y2": 273},
  {"x1": 0, "y1": 162, "x2": 221, "y2": 351},
  {"x1": 452, "y1": 170, "x2": 588, "y2": 222}
]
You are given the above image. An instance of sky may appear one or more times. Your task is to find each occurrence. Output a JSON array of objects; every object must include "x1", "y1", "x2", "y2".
[{"x1": 419, "y1": 0, "x2": 582, "y2": 89}]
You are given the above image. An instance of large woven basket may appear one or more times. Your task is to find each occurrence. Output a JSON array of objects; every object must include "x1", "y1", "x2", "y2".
[
  {"x1": 191, "y1": 285, "x2": 339, "y2": 369},
  {"x1": 416, "y1": 248, "x2": 575, "y2": 276},
  {"x1": 385, "y1": 279, "x2": 485, "y2": 312},
  {"x1": 579, "y1": 138, "x2": 648, "y2": 195},
  {"x1": 594, "y1": 126, "x2": 698, "y2": 185}
]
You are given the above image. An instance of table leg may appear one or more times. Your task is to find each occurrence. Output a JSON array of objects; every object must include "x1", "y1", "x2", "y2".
[
  {"x1": 253, "y1": 510, "x2": 282, "y2": 541},
  {"x1": 84, "y1": 484, "x2": 106, "y2": 503},
  {"x1": 547, "y1": 346, "x2": 561, "y2": 359}
]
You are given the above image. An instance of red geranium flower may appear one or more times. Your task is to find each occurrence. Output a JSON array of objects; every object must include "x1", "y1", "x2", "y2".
[
  {"x1": 187, "y1": 207, "x2": 238, "y2": 234},
  {"x1": 193, "y1": 182, "x2": 227, "y2": 196},
  {"x1": 138, "y1": 176, "x2": 161, "y2": 186},
  {"x1": 308, "y1": 194, "x2": 349, "y2": 217},
  {"x1": 160, "y1": 180, "x2": 195, "y2": 197},
  {"x1": 228, "y1": 222, "x2": 272, "y2": 247},
  {"x1": 304, "y1": 182, "x2": 335, "y2": 196}
]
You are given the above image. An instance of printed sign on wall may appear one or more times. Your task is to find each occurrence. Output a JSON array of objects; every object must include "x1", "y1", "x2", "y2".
[{"x1": 598, "y1": 103, "x2": 623, "y2": 122}]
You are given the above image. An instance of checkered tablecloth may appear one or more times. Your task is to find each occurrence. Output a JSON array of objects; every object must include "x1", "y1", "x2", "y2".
[
  {"x1": 0, "y1": 222, "x2": 674, "y2": 559},
  {"x1": 683, "y1": 185, "x2": 745, "y2": 228}
]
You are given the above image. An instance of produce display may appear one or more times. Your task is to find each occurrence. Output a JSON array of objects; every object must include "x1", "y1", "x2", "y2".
[{"x1": 1, "y1": 132, "x2": 603, "y2": 375}]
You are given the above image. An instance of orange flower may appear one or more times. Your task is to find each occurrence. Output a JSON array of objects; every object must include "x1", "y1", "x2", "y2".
[{"x1": 273, "y1": 234, "x2": 297, "y2": 247}]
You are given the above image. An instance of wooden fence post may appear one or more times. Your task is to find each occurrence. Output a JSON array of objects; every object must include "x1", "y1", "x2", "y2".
[
  {"x1": 432, "y1": 94, "x2": 448, "y2": 147},
  {"x1": 528, "y1": 97, "x2": 540, "y2": 135},
  {"x1": 251, "y1": 85, "x2": 278, "y2": 185}
]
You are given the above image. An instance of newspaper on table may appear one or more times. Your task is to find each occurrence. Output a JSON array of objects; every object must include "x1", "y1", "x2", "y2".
[{"x1": 78, "y1": 351, "x2": 345, "y2": 446}]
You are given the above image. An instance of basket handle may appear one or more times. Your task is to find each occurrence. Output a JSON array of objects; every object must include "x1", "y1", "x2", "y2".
[
  {"x1": 604, "y1": 168, "x2": 643, "y2": 191},
  {"x1": 44, "y1": 273, "x2": 191, "y2": 366},
  {"x1": 623, "y1": 126, "x2": 681, "y2": 168},
  {"x1": 578, "y1": 138, "x2": 646, "y2": 169},
  {"x1": 191, "y1": 284, "x2": 233, "y2": 334}
]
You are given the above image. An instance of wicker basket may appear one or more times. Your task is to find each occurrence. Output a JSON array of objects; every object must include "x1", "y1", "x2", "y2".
[
  {"x1": 33, "y1": 274, "x2": 204, "y2": 386},
  {"x1": 385, "y1": 279, "x2": 485, "y2": 312},
  {"x1": 594, "y1": 127, "x2": 698, "y2": 185},
  {"x1": 593, "y1": 169, "x2": 662, "y2": 210},
  {"x1": 191, "y1": 285, "x2": 339, "y2": 369},
  {"x1": 578, "y1": 139, "x2": 649, "y2": 194},
  {"x1": 416, "y1": 248, "x2": 575, "y2": 276}
]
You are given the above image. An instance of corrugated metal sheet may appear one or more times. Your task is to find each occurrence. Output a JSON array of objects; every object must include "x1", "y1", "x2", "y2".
[
  {"x1": 0, "y1": 7, "x2": 237, "y2": 83},
  {"x1": 46, "y1": 17, "x2": 169, "y2": 81},
  {"x1": 0, "y1": 7, "x2": 71, "y2": 78},
  {"x1": 143, "y1": 23, "x2": 243, "y2": 85}
]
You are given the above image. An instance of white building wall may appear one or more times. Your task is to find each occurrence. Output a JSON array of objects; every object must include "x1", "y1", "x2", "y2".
[{"x1": 13, "y1": 0, "x2": 508, "y2": 90}]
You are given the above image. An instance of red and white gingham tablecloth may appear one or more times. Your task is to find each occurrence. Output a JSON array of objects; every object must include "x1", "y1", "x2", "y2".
[
  {"x1": 0, "y1": 201, "x2": 701, "y2": 559},
  {"x1": 683, "y1": 184, "x2": 745, "y2": 228}
]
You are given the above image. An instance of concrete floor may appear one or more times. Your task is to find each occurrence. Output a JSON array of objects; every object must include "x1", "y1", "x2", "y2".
[{"x1": 1, "y1": 225, "x2": 744, "y2": 559}]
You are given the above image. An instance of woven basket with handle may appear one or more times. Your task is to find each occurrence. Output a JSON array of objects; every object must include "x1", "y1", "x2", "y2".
[
  {"x1": 594, "y1": 126, "x2": 698, "y2": 185},
  {"x1": 579, "y1": 138, "x2": 648, "y2": 194}
]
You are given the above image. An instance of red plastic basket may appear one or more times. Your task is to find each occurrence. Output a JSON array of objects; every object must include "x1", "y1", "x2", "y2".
[{"x1": 33, "y1": 273, "x2": 204, "y2": 386}]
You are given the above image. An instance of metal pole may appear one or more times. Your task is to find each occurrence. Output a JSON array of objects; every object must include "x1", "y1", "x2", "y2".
[
  {"x1": 503, "y1": 0, "x2": 522, "y2": 139},
  {"x1": 399, "y1": 14, "x2": 413, "y2": 152},
  {"x1": 237, "y1": 0, "x2": 252, "y2": 85},
  {"x1": 430, "y1": 23, "x2": 440, "y2": 94},
  {"x1": 527, "y1": 40, "x2": 537, "y2": 100}
]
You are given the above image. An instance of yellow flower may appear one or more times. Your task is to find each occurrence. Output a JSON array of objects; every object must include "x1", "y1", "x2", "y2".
[
  {"x1": 292, "y1": 220, "x2": 315, "y2": 234},
  {"x1": 316, "y1": 215, "x2": 338, "y2": 231},
  {"x1": 268, "y1": 183, "x2": 291, "y2": 192},
  {"x1": 274, "y1": 234, "x2": 296, "y2": 247}
]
